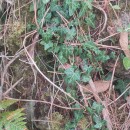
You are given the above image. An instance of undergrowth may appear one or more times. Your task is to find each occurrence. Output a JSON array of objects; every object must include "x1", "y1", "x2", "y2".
[
  {"x1": 29, "y1": 0, "x2": 109, "y2": 129},
  {"x1": 1, "y1": 0, "x2": 130, "y2": 130},
  {"x1": 32, "y1": 0, "x2": 110, "y2": 92}
]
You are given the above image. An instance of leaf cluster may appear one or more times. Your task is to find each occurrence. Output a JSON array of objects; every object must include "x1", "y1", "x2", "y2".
[
  {"x1": 86, "y1": 102, "x2": 107, "y2": 130},
  {"x1": 65, "y1": 104, "x2": 84, "y2": 130},
  {"x1": 28, "y1": 1, "x2": 111, "y2": 129},
  {"x1": 29, "y1": 0, "x2": 111, "y2": 103},
  {"x1": 0, "y1": 99, "x2": 27, "y2": 130}
]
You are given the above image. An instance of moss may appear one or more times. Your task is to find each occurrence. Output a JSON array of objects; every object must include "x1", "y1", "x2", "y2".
[
  {"x1": 77, "y1": 117, "x2": 88, "y2": 129},
  {"x1": 50, "y1": 112, "x2": 64, "y2": 130},
  {"x1": 7, "y1": 21, "x2": 25, "y2": 49},
  {"x1": 5, "y1": 0, "x2": 33, "y2": 53}
]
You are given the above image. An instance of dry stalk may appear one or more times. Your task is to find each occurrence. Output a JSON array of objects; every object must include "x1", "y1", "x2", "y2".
[
  {"x1": 22, "y1": 31, "x2": 84, "y2": 108},
  {"x1": 5, "y1": 97, "x2": 82, "y2": 110},
  {"x1": 0, "y1": 54, "x2": 20, "y2": 100},
  {"x1": 3, "y1": 77, "x2": 23, "y2": 96},
  {"x1": 88, "y1": 78, "x2": 102, "y2": 102},
  {"x1": 109, "y1": 55, "x2": 119, "y2": 97},
  {"x1": 102, "y1": 101, "x2": 113, "y2": 130},
  {"x1": 93, "y1": 4, "x2": 107, "y2": 34},
  {"x1": 32, "y1": 0, "x2": 39, "y2": 28},
  {"x1": 77, "y1": 82, "x2": 88, "y2": 107},
  {"x1": 108, "y1": 83, "x2": 130, "y2": 106}
]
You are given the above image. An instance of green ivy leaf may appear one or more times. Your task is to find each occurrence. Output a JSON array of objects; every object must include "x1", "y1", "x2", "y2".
[
  {"x1": 74, "y1": 47, "x2": 82, "y2": 56},
  {"x1": 85, "y1": 12, "x2": 95, "y2": 28},
  {"x1": 123, "y1": 57, "x2": 130, "y2": 70},
  {"x1": 112, "y1": 5, "x2": 121, "y2": 10},
  {"x1": 92, "y1": 102, "x2": 103, "y2": 114},
  {"x1": 83, "y1": 41, "x2": 96, "y2": 50},
  {"x1": 81, "y1": 74, "x2": 90, "y2": 82},
  {"x1": 42, "y1": 0, "x2": 50, "y2": 4},
  {"x1": 44, "y1": 42, "x2": 53, "y2": 50},
  {"x1": 65, "y1": 121, "x2": 76, "y2": 130},
  {"x1": 82, "y1": 62, "x2": 93, "y2": 73},
  {"x1": 74, "y1": 109, "x2": 83, "y2": 122},
  {"x1": 53, "y1": 44, "x2": 60, "y2": 53},
  {"x1": 58, "y1": 52, "x2": 68, "y2": 63},
  {"x1": 50, "y1": 2, "x2": 62, "y2": 12},
  {"x1": 86, "y1": 107, "x2": 94, "y2": 115},
  {"x1": 64, "y1": 67, "x2": 81, "y2": 84},
  {"x1": 86, "y1": 0, "x2": 93, "y2": 9},
  {"x1": 125, "y1": 24, "x2": 130, "y2": 32},
  {"x1": 29, "y1": 3, "x2": 34, "y2": 12},
  {"x1": 66, "y1": 86, "x2": 77, "y2": 98},
  {"x1": 61, "y1": 45, "x2": 73, "y2": 58},
  {"x1": 37, "y1": 3, "x2": 45, "y2": 23},
  {"x1": 79, "y1": 2, "x2": 88, "y2": 17},
  {"x1": 39, "y1": 29, "x2": 53, "y2": 42},
  {"x1": 66, "y1": 27, "x2": 76, "y2": 40},
  {"x1": 96, "y1": 51, "x2": 110, "y2": 62},
  {"x1": 45, "y1": 13, "x2": 52, "y2": 23},
  {"x1": 65, "y1": 104, "x2": 83, "y2": 130},
  {"x1": 65, "y1": 0, "x2": 80, "y2": 16},
  {"x1": 115, "y1": 79, "x2": 129, "y2": 98},
  {"x1": 93, "y1": 115, "x2": 105, "y2": 129}
]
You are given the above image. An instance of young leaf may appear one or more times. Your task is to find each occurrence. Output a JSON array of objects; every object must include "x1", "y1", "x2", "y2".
[
  {"x1": 66, "y1": 27, "x2": 76, "y2": 40},
  {"x1": 29, "y1": 3, "x2": 34, "y2": 12},
  {"x1": 44, "y1": 42, "x2": 53, "y2": 51},
  {"x1": 123, "y1": 57, "x2": 130, "y2": 70},
  {"x1": 42, "y1": 0, "x2": 50, "y2": 4},
  {"x1": 64, "y1": 67, "x2": 81, "y2": 84},
  {"x1": 66, "y1": 86, "x2": 77, "y2": 98},
  {"x1": 58, "y1": 51, "x2": 68, "y2": 63},
  {"x1": 85, "y1": 12, "x2": 95, "y2": 28},
  {"x1": 78, "y1": 2, "x2": 88, "y2": 17},
  {"x1": 112, "y1": 5, "x2": 121, "y2": 10},
  {"x1": 115, "y1": 79, "x2": 129, "y2": 98},
  {"x1": 65, "y1": 0, "x2": 80, "y2": 16},
  {"x1": 86, "y1": 0, "x2": 93, "y2": 9},
  {"x1": 92, "y1": 102, "x2": 103, "y2": 114},
  {"x1": 81, "y1": 74, "x2": 90, "y2": 82},
  {"x1": 50, "y1": 2, "x2": 62, "y2": 12},
  {"x1": 93, "y1": 115, "x2": 105, "y2": 129}
]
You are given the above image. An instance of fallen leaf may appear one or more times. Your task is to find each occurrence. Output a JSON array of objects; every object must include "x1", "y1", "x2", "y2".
[
  {"x1": 119, "y1": 32, "x2": 130, "y2": 58},
  {"x1": 58, "y1": 63, "x2": 71, "y2": 70},
  {"x1": 81, "y1": 80, "x2": 110, "y2": 93}
]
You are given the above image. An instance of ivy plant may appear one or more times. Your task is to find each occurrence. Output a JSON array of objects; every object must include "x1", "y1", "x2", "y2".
[{"x1": 31, "y1": 0, "x2": 109, "y2": 95}]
